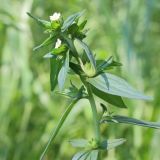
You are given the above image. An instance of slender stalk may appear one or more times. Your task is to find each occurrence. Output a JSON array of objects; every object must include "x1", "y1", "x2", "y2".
[
  {"x1": 40, "y1": 99, "x2": 78, "y2": 160},
  {"x1": 85, "y1": 82, "x2": 101, "y2": 141}
]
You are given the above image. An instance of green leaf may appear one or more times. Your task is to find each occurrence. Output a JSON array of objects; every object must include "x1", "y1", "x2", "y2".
[
  {"x1": 62, "y1": 10, "x2": 85, "y2": 32},
  {"x1": 88, "y1": 73, "x2": 152, "y2": 100},
  {"x1": 69, "y1": 139, "x2": 88, "y2": 148},
  {"x1": 72, "y1": 151, "x2": 90, "y2": 160},
  {"x1": 51, "y1": 44, "x2": 67, "y2": 55},
  {"x1": 79, "y1": 20, "x2": 87, "y2": 30},
  {"x1": 96, "y1": 56, "x2": 122, "y2": 71},
  {"x1": 33, "y1": 35, "x2": 55, "y2": 51},
  {"x1": 89, "y1": 150, "x2": 98, "y2": 160},
  {"x1": 100, "y1": 138, "x2": 126, "y2": 150},
  {"x1": 43, "y1": 53, "x2": 57, "y2": 59},
  {"x1": 91, "y1": 85, "x2": 127, "y2": 108},
  {"x1": 69, "y1": 62, "x2": 83, "y2": 75},
  {"x1": 101, "y1": 115, "x2": 160, "y2": 129},
  {"x1": 76, "y1": 39, "x2": 96, "y2": 69},
  {"x1": 58, "y1": 52, "x2": 69, "y2": 90},
  {"x1": 50, "y1": 58, "x2": 62, "y2": 91},
  {"x1": 27, "y1": 12, "x2": 51, "y2": 28}
]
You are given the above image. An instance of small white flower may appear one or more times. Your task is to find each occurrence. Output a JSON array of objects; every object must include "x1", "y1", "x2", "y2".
[
  {"x1": 55, "y1": 39, "x2": 61, "y2": 48},
  {"x1": 49, "y1": 12, "x2": 61, "y2": 21}
]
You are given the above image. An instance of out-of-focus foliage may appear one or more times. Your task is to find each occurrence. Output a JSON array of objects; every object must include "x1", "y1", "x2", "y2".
[{"x1": 0, "y1": 0, "x2": 160, "y2": 160}]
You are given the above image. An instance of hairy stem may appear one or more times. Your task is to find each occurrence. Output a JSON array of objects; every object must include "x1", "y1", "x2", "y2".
[{"x1": 40, "y1": 99, "x2": 78, "y2": 160}]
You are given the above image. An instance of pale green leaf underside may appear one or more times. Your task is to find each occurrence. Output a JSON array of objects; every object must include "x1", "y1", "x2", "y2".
[
  {"x1": 88, "y1": 73, "x2": 152, "y2": 100},
  {"x1": 101, "y1": 115, "x2": 160, "y2": 129}
]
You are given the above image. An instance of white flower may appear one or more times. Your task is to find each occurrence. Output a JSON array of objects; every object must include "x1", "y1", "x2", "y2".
[
  {"x1": 55, "y1": 39, "x2": 61, "y2": 48},
  {"x1": 49, "y1": 12, "x2": 61, "y2": 21}
]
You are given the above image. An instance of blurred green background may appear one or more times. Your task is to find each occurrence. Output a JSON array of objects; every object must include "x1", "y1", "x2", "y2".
[{"x1": 0, "y1": 0, "x2": 160, "y2": 160}]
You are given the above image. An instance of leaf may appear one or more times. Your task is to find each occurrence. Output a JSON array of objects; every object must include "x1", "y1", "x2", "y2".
[
  {"x1": 76, "y1": 39, "x2": 96, "y2": 69},
  {"x1": 69, "y1": 62, "x2": 83, "y2": 75},
  {"x1": 88, "y1": 73, "x2": 153, "y2": 100},
  {"x1": 100, "y1": 138, "x2": 126, "y2": 150},
  {"x1": 27, "y1": 12, "x2": 51, "y2": 28},
  {"x1": 50, "y1": 58, "x2": 62, "y2": 91},
  {"x1": 101, "y1": 115, "x2": 160, "y2": 129},
  {"x1": 89, "y1": 150, "x2": 99, "y2": 160},
  {"x1": 69, "y1": 139, "x2": 88, "y2": 148},
  {"x1": 72, "y1": 151, "x2": 90, "y2": 160},
  {"x1": 43, "y1": 53, "x2": 57, "y2": 59},
  {"x1": 62, "y1": 10, "x2": 85, "y2": 32},
  {"x1": 58, "y1": 52, "x2": 69, "y2": 90},
  {"x1": 51, "y1": 44, "x2": 67, "y2": 55},
  {"x1": 92, "y1": 85, "x2": 127, "y2": 108},
  {"x1": 96, "y1": 56, "x2": 122, "y2": 71},
  {"x1": 33, "y1": 35, "x2": 55, "y2": 51},
  {"x1": 79, "y1": 20, "x2": 87, "y2": 30}
]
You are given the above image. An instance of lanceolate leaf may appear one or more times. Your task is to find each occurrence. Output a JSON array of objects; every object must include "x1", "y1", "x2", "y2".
[
  {"x1": 89, "y1": 150, "x2": 99, "y2": 160},
  {"x1": 62, "y1": 11, "x2": 85, "y2": 32},
  {"x1": 27, "y1": 12, "x2": 51, "y2": 28},
  {"x1": 100, "y1": 139, "x2": 126, "y2": 150},
  {"x1": 69, "y1": 139, "x2": 88, "y2": 148},
  {"x1": 33, "y1": 35, "x2": 55, "y2": 51},
  {"x1": 77, "y1": 39, "x2": 96, "y2": 69},
  {"x1": 91, "y1": 85, "x2": 127, "y2": 108},
  {"x1": 58, "y1": 52, "x2": 69, "y2": 90},
  {"x1": 50, "y1": 58, "x2": 62, "y2": 91},
  {"x1": 88, "y1": 73, "x2": 152, "y2": 100},
  {"x1": 101, "y1": 115, "x2": 160, "y2": 129}
]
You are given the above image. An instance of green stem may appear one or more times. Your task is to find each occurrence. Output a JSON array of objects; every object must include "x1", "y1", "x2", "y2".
[
  {"x1": 40, "y1": 99, "x2": 78, "y2": 160},
  {"x1": 85, "y1": 82, "x2": 101, "y2": 142}
]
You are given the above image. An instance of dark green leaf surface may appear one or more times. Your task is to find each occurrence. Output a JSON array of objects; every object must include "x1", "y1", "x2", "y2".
[
  {"x1": 92, "y1": 85, "x2": 127, "y2": 108},
  {"x1": 62, "y1": 11, "x2": 85, "y2": 32},
  {"x1": 88, "y1": 73, "x2": 152, "y2": 100},
  {"x1": 58, "y1": 52, "x2": 69, "y2": 90},
  {"x1": 50, "y1": 58, "x2": 61, "y2": 91},
  {"x1": 101, "y1": 115, "x2": 160, "y2": 129}
]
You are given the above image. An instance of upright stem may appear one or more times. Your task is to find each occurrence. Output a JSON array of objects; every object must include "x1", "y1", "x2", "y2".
[
  {"x1": 85, "y1": 82, "x2": 101, "y2": 142},
  {"x1": 40, "y1": 99, "x2": 78, "y2": 160}
]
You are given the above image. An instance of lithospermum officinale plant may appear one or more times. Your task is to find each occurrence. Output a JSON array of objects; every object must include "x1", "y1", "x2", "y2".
[{"x1": 27, "y1": 11, "x2": 160, "y2": 160}]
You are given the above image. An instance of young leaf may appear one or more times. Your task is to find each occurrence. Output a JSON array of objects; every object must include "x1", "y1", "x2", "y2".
[
  {"x1": 33, "y1": 35, "x2": 55, "y2": 51},
  {"x1": 96, "y1": 56, "x2": 122, "y2": 71},
  {"x1": 62, "y1": 10, "x2": 85, "y2": 32},
  {"x1": 76, "y1": 39, "x2": 96, "y2": 69},
  {"x1": 101, "y1": 115, "x2": 160, "y2": 129},
  {"x1": 88, "y1": 73, "x2": 153, "y2": 100},
  {"x1": 58, "y1": 52, "x2": 69, "y2": 90},
  {"x1": 91, "y1": 85, "x2": 127, "y2": 108},
  {"x1": 100, "y1": 138, "x2": 126, "y2": 150},
  {"x1": 69, "y1": 139, "x2": 88, "y2": 148},
  {"x1": 50, "y1": 58, "x2": 62, "y2": 91},
  {"x1": 27, "y1": 12, "x2": 51, "y2": 28}
]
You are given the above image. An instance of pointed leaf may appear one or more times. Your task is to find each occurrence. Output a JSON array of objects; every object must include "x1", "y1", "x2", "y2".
[
  {"x1": 69, "y1": 139, "x2": 88, "y2": 148},
  {"x1": 62, "y1": 11, "x2": 85, "y2": 32},
  {"x1": 100, "y1": 138, "x2": 126, "y2": 150},
  {"x1": 89, "y1": 150, "x2": 98, "y2": 160},
  {"x1": 58, "y1": 52, "x2": 69, "y2": 90},
  {"x1": 101, "y1": 115, "x2": 160, "y2": 129},
  {"x1": 50, "y1": 58, "x2": 62, "y2": 91},
  {"x1": 77, "y1": 39, "x2": 96, "y2": 69},
  {"x1": 27, "y1": 12, "x2": 51, "y2": 28},
  {"x1": 88, "y1": 73, "x2": 152, "y2": 100},
  {"x1": 33, "y1": 35, "x2": 55, "y2": 51},
  {"x1": 92, "y1": 85, "x2": 127, "y2": 108}
]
